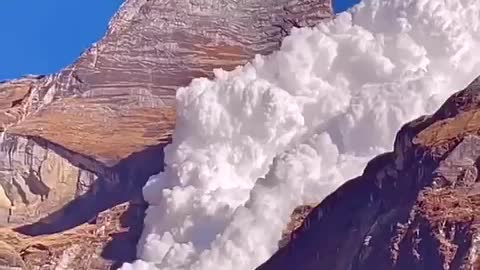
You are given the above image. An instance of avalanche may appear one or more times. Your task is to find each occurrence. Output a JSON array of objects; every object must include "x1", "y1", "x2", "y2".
[{"x1": 122, "y1": 0, "x2": 480, "y2": 269}]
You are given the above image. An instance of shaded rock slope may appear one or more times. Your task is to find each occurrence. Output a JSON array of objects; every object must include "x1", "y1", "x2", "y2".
[
  {"x1": 0, "y1": 0, "x2": 332, "y2": 269},
  {"x1": 258, "y1": 76, "x2": 480, "y2": 270}
]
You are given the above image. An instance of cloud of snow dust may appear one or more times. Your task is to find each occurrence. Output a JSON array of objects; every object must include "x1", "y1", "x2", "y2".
[{"x1": 122, "y1": 0, "x2": 480, "y2": 269}]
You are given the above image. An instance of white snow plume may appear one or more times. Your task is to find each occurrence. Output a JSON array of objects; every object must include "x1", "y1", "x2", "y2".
[{"x1": 122, "y1": 0, "x2": 480, "y2": 269}]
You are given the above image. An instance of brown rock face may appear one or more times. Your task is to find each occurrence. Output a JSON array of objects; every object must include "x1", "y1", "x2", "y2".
[
  {"x1": 0, "y1": 202, "x2": 144, "y2": 270},
  {"x1": 0, "y1": 0, "x2": 332, "y2": 268},
  {"x1": 278, "y1": 205, "x2": 315, "y2": 249},
  {"x1": 257, "y1": 77, "x2": 480, "y2": 270}
]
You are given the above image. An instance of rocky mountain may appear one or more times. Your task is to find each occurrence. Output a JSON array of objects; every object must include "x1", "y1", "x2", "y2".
[
  {"x1": 257, "y1": 76, "x2": 480, "y2": 270},
  {"x1": 0, "y1": 0, "x2": 332, "y2": 269}
]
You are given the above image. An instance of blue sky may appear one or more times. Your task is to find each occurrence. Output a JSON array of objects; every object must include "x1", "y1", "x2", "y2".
[
  {"x1": 334, "y1": 0, "x2": 361, "y2": 13},
  {"x1": 0, "y1": 0, "x2": 359, "y2": 81},
  {"x1": 0, "y1": 0, "x2": 123, "y2": 80}
]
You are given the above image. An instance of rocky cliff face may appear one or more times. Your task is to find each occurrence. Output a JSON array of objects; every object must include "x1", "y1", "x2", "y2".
[
  {"x1": 0, "y1": 0, "x2": 332, "y2": 269},
  {"x1": 257, "y1": 77, "x2": 480, "y2": 270}
]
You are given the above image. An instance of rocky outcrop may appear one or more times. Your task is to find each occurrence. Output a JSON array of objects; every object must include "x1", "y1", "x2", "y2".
[
  {"x1": 0, "y1": 240, "x2": 25, "y2": 270},
  {"x1": 0, "y1": 202, "x2": 144, "y2": 270},
  {"x1": 257, "y1": 77, "x2": 480, "y2": 270},
  {"x1": 0, "y1": 0, "x2": 332, "y2": 268},
  {"x1": 278, "y1": 205, "x2": 315, "y2": 249}
]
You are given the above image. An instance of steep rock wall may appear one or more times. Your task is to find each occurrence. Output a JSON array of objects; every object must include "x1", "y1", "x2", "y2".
[{"x1": 257, "y1": 77, "x2": 480, "y2": 270}]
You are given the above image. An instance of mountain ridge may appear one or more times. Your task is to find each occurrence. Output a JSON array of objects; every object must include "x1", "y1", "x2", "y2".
[{"x1": 257, "y1": 76, "x2": 480, "y2": 270}]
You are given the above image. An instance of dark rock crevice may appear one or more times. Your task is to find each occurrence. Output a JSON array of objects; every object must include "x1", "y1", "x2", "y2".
[{"x1": 13, "y1": 142, "x2": 168, "y2": 268}]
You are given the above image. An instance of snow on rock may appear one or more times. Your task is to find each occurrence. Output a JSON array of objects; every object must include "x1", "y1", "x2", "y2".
[{"x1": 122, "y1": 0, "x2": 480, "y2": 269}]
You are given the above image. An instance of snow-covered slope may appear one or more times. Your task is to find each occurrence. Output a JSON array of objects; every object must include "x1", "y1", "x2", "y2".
[{"x1": 123, "y1": 0, "x2": 480, "y2": 269}]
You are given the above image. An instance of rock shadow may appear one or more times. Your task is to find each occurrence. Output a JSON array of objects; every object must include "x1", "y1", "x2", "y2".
[{"x1": 13, "y1": 140, "x2": 168, "y2": 267}]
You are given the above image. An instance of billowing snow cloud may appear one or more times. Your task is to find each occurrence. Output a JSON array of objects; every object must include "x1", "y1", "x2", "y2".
[{"x1": 122, "y1": 0, "x2": 480, "y2": 269}]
